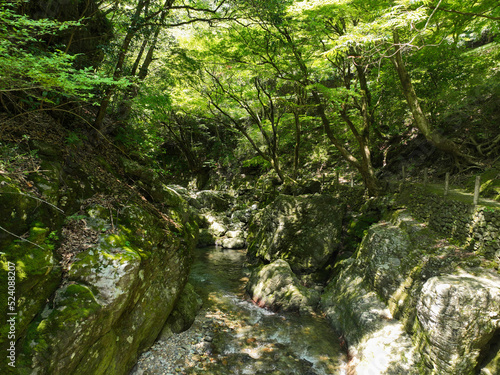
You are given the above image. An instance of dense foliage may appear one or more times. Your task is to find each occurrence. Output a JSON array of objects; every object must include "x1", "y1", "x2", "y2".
[{"x1": 1, "y1": 0, "x2": 499, "y2": 194}]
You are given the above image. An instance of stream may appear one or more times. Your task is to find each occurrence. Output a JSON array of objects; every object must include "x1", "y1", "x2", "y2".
[{"x1": 186, "y1": 246, "x2": 347, "y2": 374}]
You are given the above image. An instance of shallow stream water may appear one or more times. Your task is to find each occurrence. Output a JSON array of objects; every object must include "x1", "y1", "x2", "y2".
[{"x1": 187, "y1": 246, "x2": 347, "y2": 374}]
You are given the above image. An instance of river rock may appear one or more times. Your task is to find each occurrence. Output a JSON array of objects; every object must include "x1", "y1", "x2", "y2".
[
  {"x1": 231, "y1": 209, "x2": 253, "y2": 224},
  {"x1": 321, "y1": 259, "x2": 420, "y2": 374},
  {"x1": 14, "y1": 200, "x2": 197, "y2": 375},
  {"x1": 198, "y1": 228, "x2": 216, "y2": 247},
  {"x1": 246, "y1": 259, "x2": 319, "y2": 314},
  {"x1": 194, "y1": 190, "x2": 233, "y2": 212},
  {"x1": 226, "y1": 230, "x2": 244, "y2": 238},
  {"x1": 246, "y1": 194, "x2": 345, "y2": 273},
  {"x1": 221, "y1": 237, "x2": 246, "y2": 249},
  {"x1": 321, "y1": 210, "x2": 500, "y2": 374}
]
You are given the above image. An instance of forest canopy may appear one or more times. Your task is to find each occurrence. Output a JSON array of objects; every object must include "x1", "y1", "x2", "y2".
[{"x1": 1, "y1": 0, "x2": 499, "y2": 194}]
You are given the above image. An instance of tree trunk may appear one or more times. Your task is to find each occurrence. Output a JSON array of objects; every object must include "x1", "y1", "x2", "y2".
[
  {"x1": 311, "y1": 91, "x2": 381, "y2": 196},
  {"x1": 94, "y1": 0, "x2": 149, "y2": 132},
  {"x1": 292, "y1": 110, "x2": 301, "y2": 180},
  {"x1": 391, "y1": 30, "x2": 473, "y2": 163}
]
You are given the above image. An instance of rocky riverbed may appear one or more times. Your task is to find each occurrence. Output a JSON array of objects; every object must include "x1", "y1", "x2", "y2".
[{"x1": 130, "y1": 246, "x2": 347, "y2": 375}]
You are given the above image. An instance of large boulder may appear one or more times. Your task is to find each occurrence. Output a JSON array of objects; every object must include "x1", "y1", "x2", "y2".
[
  {"x1": 321, "y1": 259, "x2": 420, "y2": 375},
  {"x1": 416, "y1": 271, "x2": 500, "y2": 374},
  {"x1": 221, "y1": 237, "x2": 246, "y2": 249},
  {"x1": 246, "y1": 260, "x2": 319, "y2": 314},
  {"x1": 321, "y1": 210, "x2": 500, "y2": 374},
  {"x1": 14, "y1": 201, "x2": 197, "y2": 375},
  {"x1": 247, "y1": 194, "x2": 345, "y2": 273},
  {"x1": 0, "y1": 150, "x2": 198, "y2": 375},
  {"x1": 158, "y1": 282, "x2": 202, "y2": 340},
  {"x1": 194, "y1": 190, "x2": 233, "y2": 212}
]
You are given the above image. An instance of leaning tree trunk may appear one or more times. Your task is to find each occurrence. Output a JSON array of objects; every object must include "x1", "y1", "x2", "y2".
[
  {"x1": 391, "y1": 31, "x2": 475, "y2": 164},
  {"x1": 311, "y1": 91, "x2": 381, "y2": 196}
]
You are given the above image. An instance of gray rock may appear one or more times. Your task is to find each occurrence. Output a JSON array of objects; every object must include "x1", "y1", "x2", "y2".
[
  {"x1": 159, "y1": 283, "x2": 202, "y2": 340},
  {"x1": 198, "y1": 228, "x2": 216, "y2": 247},
  {"x1": 226, "y1": 230, "x2": 244, "y2": 238},
  {"x1": 221, "y1": 237, "x2": 246, "y2": 249},
  {"x1": 321, "y1": 260, "x2": 420, "y2": 375},
  {"x1": 247, "y1": 194, "x2": 345, "y2": 273},
  {"x1": 246, "y1": 259, "x2": 319, "y2": 314},
  {"x1": 321, "y1": 210, "x2": 500, "y2": 375},
  {"x1": 17, "y1": 202, "x2": 197, "y2": 375},
  {"x1": 416, "y1": 270, "x2": 500, "y2": 374},
  {"x1": 195, "y1": 190, "x2": 233, "y2": 212}
]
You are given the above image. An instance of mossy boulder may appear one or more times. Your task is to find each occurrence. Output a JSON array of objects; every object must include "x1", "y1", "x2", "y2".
[
  {"x1": 194, "y1": 190, "x2": 233, "y2": 212},
  {"x1": 158, "y1": 282, "x2": 202, "y2": 340},
  {"x1": 321, "y1": 260, "x2": 420, "y2": 374},
  {"x1": 247, "y1": 194, "x2": 345, "y2": 274},
  {"x1": 15, "y1": 201, "x2": 196, "y2": 375},
  {"x1": 198, "y1": 228, "x2": 216, "y2": 247},
  {"x1": 321, "y1": 210, "x2": 500, "y2": 374},
  {"x1": 246, "y1": 260, "x2": 320, "y2": 314},
  {"x1": 0, "y1": 224, "x2": 61, "y2": 362}
]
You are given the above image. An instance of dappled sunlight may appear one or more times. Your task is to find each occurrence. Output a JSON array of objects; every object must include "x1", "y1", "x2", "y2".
[{"x1": 185, "y1": 246, "x2": 347, "y2": 374}]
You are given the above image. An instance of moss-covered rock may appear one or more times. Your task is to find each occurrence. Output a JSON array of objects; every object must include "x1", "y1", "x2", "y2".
[
  {"x1": 158, "y1": 282, "x2": 202, "y2": 340},
  {"x1": 247, "y1": 194, "x2": 345, "y2": 274},
  {"x1": 194, "y1": 190, "x2": 233, "y2": 212},
  {"x1": 320, "y1": 257, "x2": 420, "y2": 375},
  {"x1": 246, "y1": 260, "x2": 319, "y2": 314},
  {"x1": 15, "y1": 202, "x2": 196, "y2": 375},
  {"x1": 321, "y1": 210, "x2": 500, "y2": 374},
  {"x1": 197, "y1": 228, "x2": 216, "y2": 247},
  {"x1": 0, "y1": 224, "x2": 61, "y2": 364}
]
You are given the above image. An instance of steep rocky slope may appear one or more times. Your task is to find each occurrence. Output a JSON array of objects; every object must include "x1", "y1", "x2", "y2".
[{"x1": 0, "y1": 126, "x2": 198, "y2": 374}]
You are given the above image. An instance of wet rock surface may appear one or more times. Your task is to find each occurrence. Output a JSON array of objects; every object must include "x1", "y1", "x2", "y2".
[
  {"x1": 131, "y1": 247, "x2": 346, "y2": 375},
  {"x1": 246, "y1": 259, "x2": 320, "y2": 314}
]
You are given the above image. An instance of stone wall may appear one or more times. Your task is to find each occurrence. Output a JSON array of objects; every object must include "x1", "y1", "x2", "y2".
[{"x1": 395, "y1": 185, "x2": 500, "y2": 261}]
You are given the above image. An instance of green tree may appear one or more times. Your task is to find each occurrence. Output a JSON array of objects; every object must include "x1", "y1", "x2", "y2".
[{"x1": 0, "y1": 1, "x2": 125, "y2": 114}]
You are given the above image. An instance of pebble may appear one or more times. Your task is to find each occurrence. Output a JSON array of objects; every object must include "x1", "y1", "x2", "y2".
[{"x1": 129, "y1": 306, "x2": 226, "y2": 375}]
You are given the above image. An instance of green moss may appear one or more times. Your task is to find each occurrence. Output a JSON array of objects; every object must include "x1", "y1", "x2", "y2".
[
  {"x1": 17, "y1": 284, "x2": 101, "y2": 373},
  {"x1": 52, "y1": 284, "x2": 101, "y2": 327}
]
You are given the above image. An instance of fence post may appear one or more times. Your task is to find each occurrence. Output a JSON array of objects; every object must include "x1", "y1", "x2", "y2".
[
  {"x1": 336, "y1": 170, "x2": 340, "y2": 186},
  {"x1": 444, "y1": 172, "x2": 450, "y2": 196},
  {"x1": 350, "y1": 173, "x2": 354, "y2": 188},
  {"x1": 473, "y1": 176, "x2": 481, "y2": 205},
  {"x1": 402, "y1": 165, "x2": 406, "y2": 181}
]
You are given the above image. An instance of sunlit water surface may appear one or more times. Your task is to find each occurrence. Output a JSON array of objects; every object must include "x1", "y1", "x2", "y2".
[{"x1": 188, "y1": 246, "x2": 347, "y2": 375}]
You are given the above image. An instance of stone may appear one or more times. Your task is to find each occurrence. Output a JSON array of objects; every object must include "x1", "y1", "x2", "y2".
[
  {"x1": 416, "y1": 270, "x2": 500, "y2": 374},
  {"x1": 321, "y1": 260, "x2": 420, "y2": 375},
  {"x1": 246, "y1": 259, "x2": 319, "y2": 314},
  {"x1": 226, "y1": 230, "x2": 244, "y2": 238},
  {"x1": 247, "y1": 194, "x2": 345, "y2": 274},
  {"x1": 198, "y1": 228, "x2": 216, "y2": 247},
  {"x1": 194, "y1": 191, "x2": 233, "y2": 212},
  {"x1": 209, "y1": 221, "x2": 227, "y2": 237},
  {"x1": 321, "y1": 209, "x2": 500, "y2": 375},
  {"x1": 15, "y1": 201, "x2": 196, "y2": 375},
  {"x1": 159, "y1": 283, "x2": 202, "y2": 340},
  {"x1": 221, "y1": 237, "x2": 246, "y2": 249},
  {"x1": 231, "y1": 209, "x2": 252, "y2": 224}
]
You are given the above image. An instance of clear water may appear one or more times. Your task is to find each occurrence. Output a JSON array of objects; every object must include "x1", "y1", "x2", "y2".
[{"x1": 188, "y1": 246, "x2": 347, "y2": 375}]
